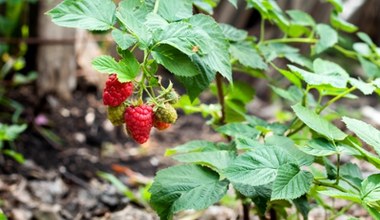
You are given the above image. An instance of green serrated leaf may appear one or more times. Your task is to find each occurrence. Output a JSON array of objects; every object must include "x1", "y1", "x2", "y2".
[
  {"x1": 292, "y1": 103, "x2": 346, "y2": 141},
  {"x1": 230, "y1": 41, "x2": 267, "y2": 70},
  {"x1": 173, "y1": 151, "x2": 236, "y2": 171},
  {"x1": 116, "y1": 0, "x2": 152, "y2": 48},
  {"x1": 111, "y1": 29, "x2": 137, "y2": 50},
  {"x1": 287, "y1": 10, "x2": 315, "y2": 27},
  {"x1": 361, "y1": 174, "x2": 380, "y2": 207},
  {"x1": 157, "y1": 0, "x2": 193, "y2": 22},
  {"x1": 224, "y1": 147, "x2": 294, "y2": 187},
  {"x1": 47, "y1": 0, "x2": 116, "y2": 30},
  {"x1": 220, "y1": 23, "x2": 247, "y2": 42},
  {"x1": 349, "y1": 78, "x2": 375, "y2": 95},
  {"x1": 216, "y1": 123, "x2": 260, "y2": 139},
  {"x1": 358, "y1": 56, "x2": 380, "y2": 78},
  {"x1": 319, "y1": 189, "x2": 361, "y2": 203},
  {"x1": 300, "y1": 138, "x2": 339, "y2": 156},
  {"x1": 343, "y1": 117, "x2": 380, "y2": 156},
  {"x1": 289, "y1": 63, "x2": 348, "y2": 89},
  {"x1": 92, "y1": 54, "x2": 138, "y2": 82},
  {"x1": 165, "y1": 140, "x2": 217, "y2": 156},
  {"x1": 265, "y1": 135, "x2": 314, "y2": 166},
  {"x1": 189, "y1": 15, "x2": 232, "y2": 82},
  {"x1": 150, "y1": 164, "x2": 229, "y2": 220},
  {"x1": 330, "y1": 12, "x2": 358, "y2": 33},
  {"x1": 152, "y1": 44, "x2": 200, "y2": 77},
  {"x1": 271, "y1": 163, "x2": 313, "y2": 200},
  {"x1": 315, "y1": 24, "x2": 338, "y2": 54}
]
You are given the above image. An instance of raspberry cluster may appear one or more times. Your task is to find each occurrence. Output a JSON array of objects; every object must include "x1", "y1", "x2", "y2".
[{"x1": 103, "y1": 74, "x2": 178, "y2": 144}]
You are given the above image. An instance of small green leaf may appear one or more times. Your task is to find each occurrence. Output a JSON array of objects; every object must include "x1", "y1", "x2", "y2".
[
  {"x1": 289, "y1": 62, "x2": 348, "y2": 89},
  {"x1": 349, "y1": 78, "x2": 375, "y2": 95},
  {"x1": 354, "y1": 43, "x2": 371, "y2": 56},
  {"x1": 91, "y1": 54, "x2": 138, "y2": 82},
  {"x1": 287, "y1": 10, "x2": 315, "y2": 26},
  {"x1": 224, "y1": 147, "x2": 294, "y2": 187},
  {"x1": 343, "y1": 117, "x2": 380, "y2": 156},
  {"x1": 361, "y1": 174, "x2": 380, "y2": 208},
  {"x1": 292, "y1": 103, "x2": 347, "y2": 141},
  {"x1": 330, "y1": 12, "x2": 358, "y2": 33},
  {"x1": 152, "y1": 45, "x2": 200, "y2": 77},
  {"x1": 300, "y1": 138, "x2": 339, "y2": 156},
  {"x1": 150, "y1": 164, "x2": 229, "y2": 220},
  {"x1": 271, "y1": 163, "x2": 313, "y2": 200},
  {"x1": 165, "y1": 140, "x2": 217, "y2": 156},
  {"x1": 111, "y1": 29, "x2": 137, "y2": 50},
  {"x1": 326, "y1": 0, "x2": 343, "y2": 12},
  {"x1": 315, "y1": 24, "x2": 338, "y2": 54},
  {"x1": 3, "y1": 149, "x2": 24, "y2": 163},
  {"x1": 157, "y1": 0, "x2": 193, "y2": 21},
  {"x1": 319, "y1": 189, "x2": 361, "y2": 203},
  {"x1": 358, "y1": 56, "x2": 380, "y2": 78},
  {"x1": 0, "y1": 123, "x2": 27, "y2": 141},
  {"x1": 216, "y1": 123, "x2": 260, "y2": 139},
  {"x1": 220, "y1": 23, "x2": 247, "y2": 42},
  {"x1": 47, "y1": 0, "x2": 116, "y2": 30},
  {"x1": 358, "y1": 32, "x2": 375, "y2": 46},
  {"x1": 230, "y1": 41, "x2": 267, "y2": 70},
  {"x1": 173, "y1": 151, "x2": 236, "y2": 171},
  {"x1": 116, "y1": 0, "x2": 152, "y2": 48}
]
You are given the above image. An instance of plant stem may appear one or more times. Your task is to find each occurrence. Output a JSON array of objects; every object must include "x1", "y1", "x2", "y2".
[
  {"x1": 243, "y1": 202, "x2": 250, "y2": 220},
  {"x1": 264, "y1": 38, "x2": 317, "y2": 44},
  {"x1": 335, "y1": 153, "x2": 340, "y2": 185},
  {"x1": 259, "y1": 19, "x2": 266, "y2": 43},
  {"x1": 317, "y1": 86, "x2": 356, "y2": 114},
  {"x1": 313, "y1": 180, "x2": 348, "y2": 193},
  {"x1": 153, "y1": 0, "x2": 160, "y2": 14},
  {"x1": 216, "y1": 73, "x2": 227, "y2": 125}
]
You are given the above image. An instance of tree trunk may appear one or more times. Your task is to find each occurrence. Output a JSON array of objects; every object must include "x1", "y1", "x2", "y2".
[{"x1": 37, "y1": 0, "x2": 76, "y2": 101}]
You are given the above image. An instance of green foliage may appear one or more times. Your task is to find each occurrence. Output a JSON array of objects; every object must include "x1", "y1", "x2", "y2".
[
  {"x1": 149, "y1": 164, "x2": 229, "y2": 220},
  {"x1": 48, "y1": 0, "x2": 380, "y2": 218}
]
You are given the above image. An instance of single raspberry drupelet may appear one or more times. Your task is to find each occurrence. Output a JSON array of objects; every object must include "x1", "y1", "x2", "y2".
[
  {"x1": 153, "y1": 120, "x2": 171, "y2": 131},
  {"x1": 125, "y1": 104, "x2": 153, "y2": 144},
  {"x1": 103, "y1": 74, "x2": 133, "y2": 107}
]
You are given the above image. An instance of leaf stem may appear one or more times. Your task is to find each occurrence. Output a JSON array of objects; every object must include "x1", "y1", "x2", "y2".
[
  {"x1": 317, "y1": 86, "x2": 356, "y2": 114},
  {"x1": 216, "y1": 74, "x2": 227, "y2": 126},
  {"x1": 263, "y1": 38, "x2": 317, "y2": 44},
  {"x1": 313, "y1": 180, "x2": 347, "y2": 193},
  {"x1": 153, "y1": 0, "x2": 160, "y2": 14},
  {"x1": 259, "y1": 19, "x2": 266, "y2": 43}
]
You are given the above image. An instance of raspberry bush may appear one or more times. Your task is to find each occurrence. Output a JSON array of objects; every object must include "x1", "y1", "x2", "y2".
[{"x1": 48, "y1": 0, "x2": 380, "y2": 219}]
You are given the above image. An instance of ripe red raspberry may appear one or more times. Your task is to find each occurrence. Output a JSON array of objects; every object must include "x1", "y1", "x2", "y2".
[
  {"x1": 103, "y1": 74, "x2": 133, "y2": 107},
  {"x1": 153, "y1": 120, "x2": 171, "y2": 131},
  {"x1": 124, "y1": 104, "x2": 153, "y2": 144}
]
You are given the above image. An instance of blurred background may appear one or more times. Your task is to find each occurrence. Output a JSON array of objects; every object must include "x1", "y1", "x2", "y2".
[{"x1": 0, "y1": 0, "x2": 380, "y2": 219}]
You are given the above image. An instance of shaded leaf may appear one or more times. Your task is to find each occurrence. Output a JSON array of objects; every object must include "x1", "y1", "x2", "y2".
[
  {"x1": 224, "y1": 147, "x2": 294, "y2": 186},
  {"x1": 292, "y1": 103, "x2": 347, "y2": 141},
  {"x1": 343, "y1": 117, "x2": 380, "y2": 156},
  {"x1": 315, "y1": 24, "x2": 338, "y2": 54},
  {"x1": 150, "y1": 165, "x2": 229, "y2": 220},
  {"x1": 271, "y1": 163, "x2": 313, "y2": 200}
]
